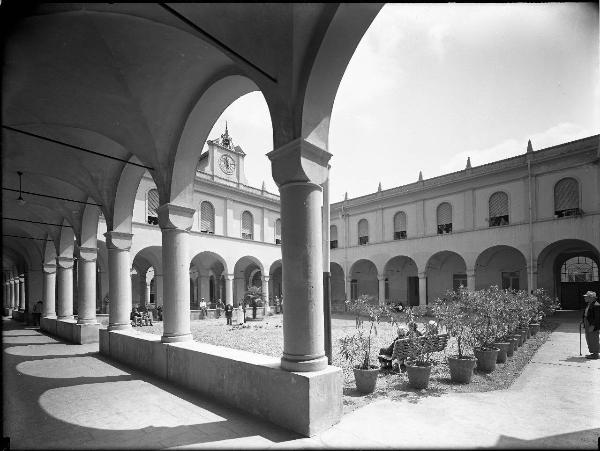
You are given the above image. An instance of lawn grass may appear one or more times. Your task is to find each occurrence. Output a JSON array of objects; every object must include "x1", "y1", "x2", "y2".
[{"x1": 140, "y1": 313, "x2": 558, "y2": 414}]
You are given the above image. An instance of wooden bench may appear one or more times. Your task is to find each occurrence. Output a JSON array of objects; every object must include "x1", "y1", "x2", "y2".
[{"x1": 378, "y1": 333, "x2": 449, "y2": 368}]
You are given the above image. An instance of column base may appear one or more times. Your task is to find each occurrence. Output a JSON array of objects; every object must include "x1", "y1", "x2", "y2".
[
  {"x1": 108, "y1": 323, "x2": 132, "y2": 331},
  {"x1": 77, "y1": 318, "x2": 99, "y2": 325},
  {"x1": 58, "y1": 315, "x2": 74, "y2": 320},
  {"x1": 161, "y1": 333, "x2": 193, "y2": 343},
  {"x1": 43, "y1": 314, "x2": 57, "y2": 319},
  {"x1": 281, "y1": 355, "x2": 328, "y2": 372}
]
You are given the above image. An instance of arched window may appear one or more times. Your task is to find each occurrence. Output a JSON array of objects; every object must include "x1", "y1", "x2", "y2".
[
  {"x1": 358, "y1": 219, "x2": 369, "y2": 245},
  {"x1": 437, "y1": 202, "x2": 452, "y2": 234},
  {"x1": 489, "y1": 191, "x2": 509, "y2": 227},
  {"x1": 561, "y1": 256, "x2": 599, "y2": 282},
  {"x1": 241, "y1": 211, "x2": 253, "y2": 240},
  {"x1": 147, "y1": 189, "x2": 159, "y2": 225},
  {"x1": 275, "y1": 218, "x2": 281, "y2": 244},
  {"x1": 393, "y1": 211, "x2": 407, "y2": 240},
  {"x1": 200, "y1": 201, "x2": 215, "y2": 234},
  {"x1": 330, "y1": 225, "x2": 338, "y2": 249},
  {"x1": 554, "y1": 177, "x2": 580, "y2": 218}
]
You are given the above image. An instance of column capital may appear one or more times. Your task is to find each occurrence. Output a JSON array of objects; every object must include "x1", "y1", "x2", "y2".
[
  {"x1": 78, "y1": 247, "x2": 98, "y2": 262},
  {"x1": 261, "y1": 275, "x2": 270, "y2": 282},
  {"x1": 418, "y1": 271, "x2": 426, "y2": 279},
  {"x1": 466, "y1": 269, "x2": 476, "y2": 277},
  {"x1": 377, "y1": 274, "x2": 386, "y2": 281},
  {"x1": 18, "y1": 275, "x2": 25, "y2": 282},
  {"x1": 158, "y1": 203, "x2": 195, "y2": 230},
  {"x1": 225, "y1": 273, "x2": 235, "y2": 281},
  {"x1": 43, "y1": 264, "x2": 57, "y2": 274},
  {"x1": 56, "y1": 256, "x2": 74, "y2": 269},
  {"x1": 266, "y1": 138, "x2": 332, "y2": 187},
  {"x1": 104, "y1": 231, "x2": 133, "y2": 250}
]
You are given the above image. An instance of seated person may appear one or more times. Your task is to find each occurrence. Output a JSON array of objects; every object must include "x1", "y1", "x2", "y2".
[
  {"x1": 130, "y1": 307, "x2": 142, "y2": 327},
  {"x1": 378, "y1": 326, "x2": 408, "y2": 369},
  {"x1": 141, "y1": 310, "x2": 153, "y2": 326},
  {"x1": 407, "y1": 321, "x2": 423, "y2": 338}
]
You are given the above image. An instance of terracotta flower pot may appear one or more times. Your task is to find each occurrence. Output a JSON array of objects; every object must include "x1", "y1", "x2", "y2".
[
  {"x1": 447, "y1": 356, "x2": 477, "y2": 384},
  {"x1": 529, "y1": 323, "x2": 540, "y2": 336},
  {"x1": 474, "y1": 347, "x2": 500, "y2": 372},
  {"x1": 493, "y1": 342, "x2": 510, "y2": 363},
  {"x1": 519, "y1": 328, "x2": 528, "y2": 344},
  {"x1": 405, "y1": 362, "x2": 432, "y2": 389},
  {"x1": 511, "y1": 334, "x2": 521, "y2": 348},
  {"x1": 353, "y1": 366, "x2": 379, "y2": 394},
  {"x1": 506, "y1": 337, "x2": 516, "y2": 357}
]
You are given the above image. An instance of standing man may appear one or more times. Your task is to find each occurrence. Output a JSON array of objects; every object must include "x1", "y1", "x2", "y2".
[
  {"x1": 224, "y1": 302, "x2": 233, "y2": 325},
  {"x1": 33, "y1": 300, "x2": 43, "y2": 326},
  {"x1": 199, "y1": 298, "x2": 207, "y2": 319},
  {"x1": 582, "y1": 291, "x2": 600, "y2": 360}
]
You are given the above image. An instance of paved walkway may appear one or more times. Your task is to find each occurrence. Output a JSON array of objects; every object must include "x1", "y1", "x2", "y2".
[{"x1": 3, "y1": 312, "x2": 599, "y2": 449}]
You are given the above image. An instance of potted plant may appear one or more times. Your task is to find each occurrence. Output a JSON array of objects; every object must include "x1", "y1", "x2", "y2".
[
  {"x1": 530, "y1": 289, "x2": 560, "y2": 334},
  {"x1": 339, "y1": 295, "x2": 384, "y2": 394},
  {"x1": 491, "y1": 287, "x2": 513, "y2": 363},
  {"x1": 433, "y1": 288, "x2": 477, "y2": 384},
  {"x1": 471, "y1": 287, "x2": 501, "y2": 372},
  {"x1": 404, "y1": 320, "x2": 439, "y2": 389}
]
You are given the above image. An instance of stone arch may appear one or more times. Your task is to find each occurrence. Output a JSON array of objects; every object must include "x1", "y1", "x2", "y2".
[
  {"x1": 57, "y1": 221, "x2": 74, "y2": 258},
  {"x1": 349, "y1": 258, "x2": 378, "y2": 303},
  {"x1": 330, "y1": 261, "x2": 345, "y2": 309},
  {"x1": 474, "y1": 245, "x2": 528, "y2": 291},
  {"x1": 191, "y1": 251, "x2": 228, "y2": 306},
  {"x1": 269, "y1": 260, "x2": 283, "y2": 301},
  {"x1": 79, "y1": 200, "x2": 100, "y2": 249},
  {"x1": 111, "y1": 156, "x2": 150, "y2": 233},
  {"x1": 233, "y1": 256, "x2": 264, "y2": 306},
  {"x1": 537, "y1": 239, "x2": 600, "y2": 309},
  {"x1": 383, "y1": 256, "x2": 419, "y2": 307},
  {"x1": 170, "y1": 75, "x2": 262, "y2": 207},
  {"x1": 425, "y1": 251, "x2": 467, "y2": 304}
]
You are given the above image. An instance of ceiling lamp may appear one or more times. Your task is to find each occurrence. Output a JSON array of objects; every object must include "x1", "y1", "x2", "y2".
[{"x1": 16, "y1": 171, "x2": 26, "y2": 206}]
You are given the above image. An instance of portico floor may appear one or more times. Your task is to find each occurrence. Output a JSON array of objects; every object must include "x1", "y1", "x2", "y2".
[{"x1": 3, "y1": 311, "x2": 599, "y2": 449}]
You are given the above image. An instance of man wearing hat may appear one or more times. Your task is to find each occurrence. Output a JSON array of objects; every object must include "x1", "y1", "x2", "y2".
[{"x1": 582, "y1": 291, "x2": 600, "y2": 359}]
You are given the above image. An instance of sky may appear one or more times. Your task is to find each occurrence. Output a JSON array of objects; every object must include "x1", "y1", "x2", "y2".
[{"x1": 203, "y1": 3, "x2": 599, "y2": 203}]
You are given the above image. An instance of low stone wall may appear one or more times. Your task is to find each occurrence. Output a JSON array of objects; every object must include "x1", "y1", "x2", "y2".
[
  {"x1": 99, "y1": 329, "x2": 342, "y2": 437},
  {"x1": 41, "y1": 317, "x2": 100, "y2": 344},
  {"x1": 11, "y1": 310, "x2": 24, "y2": 322}
]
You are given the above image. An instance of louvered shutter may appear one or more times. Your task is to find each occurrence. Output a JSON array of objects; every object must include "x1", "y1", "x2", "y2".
[
  {"x1": 200, "y1": 201, "x2": 215, "y2": 233},
  {"x1": 330, "y1": 225, "x2": 338, "y2": 241},
  {"x1": 358, "y1": 219, "x2": 368, "y2": 237},
  {"x1": 394, "y1": 212, "x2": 406, "y2": 232},
  {"x1": 147, "y1": 189, "x2": 159, "y2": 217},
  {"x1": 437, "y1": 202, "x2": 452, "y2": 225},
  {"x1": 242, "y1": 211, "x2": 253, "y2": 239},
  {"x1": 489, "y1": 192, "x2": 508, "y2": 218},
  {"x1": 275, "y1": 219, "x2": 281, "y2": 242},
  {"x1": 554, "y1": 178, "x2": 579, "y2": 211}
]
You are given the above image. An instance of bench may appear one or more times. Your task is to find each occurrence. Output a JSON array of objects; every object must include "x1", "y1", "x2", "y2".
[{"x1": 378, "y1": 333, "x2": 449, "y2": 368}]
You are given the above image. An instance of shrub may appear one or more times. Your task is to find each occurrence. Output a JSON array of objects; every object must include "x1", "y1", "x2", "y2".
[{"x1": 432, "y1": 287, "x2": 476, "y2": 358}]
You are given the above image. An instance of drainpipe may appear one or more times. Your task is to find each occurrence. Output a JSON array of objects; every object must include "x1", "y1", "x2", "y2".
[
  {"x1": 322, "y1": 165, "x2": 332, "y2": 365},
  {"x1": 527, "y1": 150, "x2": 534, "y2": 293}
]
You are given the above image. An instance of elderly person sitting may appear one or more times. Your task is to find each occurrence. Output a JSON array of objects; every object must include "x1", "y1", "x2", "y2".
[
  {"x1": 378, "y1": 326, "x2": 409, "y2": 369},
  {"x1": 583, "y1": 291, "x2": 600, "y2": 360}
]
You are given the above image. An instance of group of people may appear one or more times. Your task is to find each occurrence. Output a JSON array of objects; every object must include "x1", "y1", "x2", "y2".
[
  {"x1": 130, "y1": 307, "x2": 153, "y2": 327},
  {"x1": 378, "y1": 320, "x2": 439, "y2": 371}
]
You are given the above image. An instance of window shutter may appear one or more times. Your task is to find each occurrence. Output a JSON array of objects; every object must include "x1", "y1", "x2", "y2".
[
  {"x1": 394, "y1": 211, "x2": 407, "y2": 232},
  {"x1": 275, "y1": 219, "x2": 281, "y2": 240},
  {"x1": 330, "y1": 225, "x2": 338, "y2": 241},
  {"x1": 437, "y1": 202, "x2": 452, "y2": 225},
  {"x1": 242, "y1": 211, "x2": 253, "y2": 238},
  {"x1": 358, "y1": 219, "x2": 369, "y2": 237},
  {"x1": 554, "y1": 178, "x2": 579, "y2": 211},
  {"x1": 200, "y1": 201, "x2": 215, "y2": 233},
  {"x1": 147, "y1": 189, "x2": 159, "y2": 217},
  {"x1": 489, "y1": 192, "x2": 508, "y2": 218}
]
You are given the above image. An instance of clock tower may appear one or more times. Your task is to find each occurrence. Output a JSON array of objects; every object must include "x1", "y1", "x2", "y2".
[{"x1": 196, "y1": 123, "x2": 248, "y2": 184}]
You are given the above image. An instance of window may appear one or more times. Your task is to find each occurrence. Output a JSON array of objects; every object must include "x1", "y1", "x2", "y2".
[
  {"x1": 452, "y1": 273, "x2": 467, "y2": 291},
  {"x1": 147, "y1": 189, "x2": 159, "y2": 225},
  {"x1": 241, "y1": 211, "x2": 253, "y2": 240},
  {"x1": 393, "y1": 211, "x2": 407, "y2": 240},
  {"x1": 351, "y1": 279, "x2": 358, "y2": 300},
  {"x1": 150, "y1": 278, "x2": 156, "y2": 304},
  {"x1": 200, "y1": 201, "x2": 215, "y2": 234},
  {"x1": 489, "y1": 191, "x2": 509, "y2": 227},
  {"x1": 502, "y1": 271, "x2": 520, "y2": 290},
  {"x1": 561, "y1": 257, "x2": 599, "y2": 282},
  {"x1": 330, "y1": 225, "x2": 338, "y2": 249},
  {"x1": 554, "y1": 177, "x2": 580, "y2": 218},
  {"x1": 437, "y1": 202, "x2": 452, "y2": 234},
  {"x1": 358, "y1": 219, "x2": 369, "y2": 245},
  {"x1": 275, "y1": 218, "x2": 281, "y2": 244}
]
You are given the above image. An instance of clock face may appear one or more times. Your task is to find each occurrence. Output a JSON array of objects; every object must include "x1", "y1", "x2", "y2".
[{"x1": 219, "y1": 154, "x2": 235, "y2": 175}]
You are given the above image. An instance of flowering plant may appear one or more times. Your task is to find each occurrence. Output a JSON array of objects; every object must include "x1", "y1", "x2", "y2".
[{"x1": 433, "y1": 287, "x2": 476, "y2": 358}]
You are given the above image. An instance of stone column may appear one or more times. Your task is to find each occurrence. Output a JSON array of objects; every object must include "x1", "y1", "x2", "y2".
[
  {"x1": 155, "y1": 274, "x2": 163, "y2": 307},
  {"x1": 3, "y1": 281, "x2": 8, "y2": 309},
  {"x1": 56, "y1": 257, "x2": 74, "y2": 319},
  {"x1": 43, "y1": 265, "x2": 57, "y2": 318},
  {"x1": 77, "y1": 247, "x2": 98, "y2": 324},
  {"x1": 225, "y1": 274, "x2": 234, "y2": 306},
  {"x1": 262, "y1": 275, "x2": 270, "y2": 314},
  {"x1": 418, "y1": 272, "x2": 427, "y2": 306},
  {"x1": 528, "y1": 267, "x2": 537, "y2": 293},
  {"x1": 105, "y1": 231, "x2": 133, "y2": 331},
  {"x1": 267, "y1": 138, "x2": 331, "y2": 372},
  {"x1": 145, "y1": 280, "x2": 151, "y2": 306},
  {"x1": 10, "y1": 278, "x2": 17, "y2": 310},
  {"x1": 346, "y1": 278, "x2": 352, "y2": 301},
  {"x1": 158, "y1": 203, "x2": 195, "y2": 343},
  {"x1": 377, "y1": 274, "x2": 386, "y2": 306},
  {"x1": 466, "y1": 269, "x2": 476, "y2": 291},
  {"x1": 18, "y1": 275, "x2": 26, "y2": 311}
]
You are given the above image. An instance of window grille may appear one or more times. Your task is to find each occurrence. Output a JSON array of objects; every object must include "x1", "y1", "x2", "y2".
[
  {"x1": 275, "y1": 218, "x2": 281, "y2": 244},
  {"x1": 330, "y1": 225, "x2": 338, "y2": 249},
  {"x1": 437, "y1": 202, "x2": 452, "y2": 234},
  {"x1": 561, "y1": 256, "x2": 599, "y2": 282},
  {"x1": 489, "y1": 191, "x2": 509, "y2": 227},
  {"x1": 358, "y1": 219, "x2": 369, "y2": 245},
  {"x1": 147, "y1": 189, "x2": 159, "y2": 225},
  {"x1": 241, "y1": 211, "x2": 253, "y2": 240},
  {"x1": 200, "y1": 201, "x2": 215, "y2": 234},
  {"x1": 554, "y1": 178, "x2": 580, "y2": 217},
  {"x1": 393, "y1": 211, "x2": 407, "y2": 240}
]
